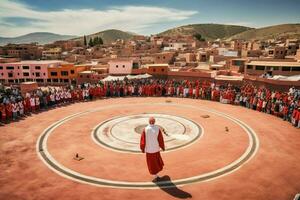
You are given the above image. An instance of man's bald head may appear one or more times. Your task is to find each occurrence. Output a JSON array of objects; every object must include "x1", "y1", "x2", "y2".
[{"x1": 149, "y1": 117, "x2": 155, "y2": 125}]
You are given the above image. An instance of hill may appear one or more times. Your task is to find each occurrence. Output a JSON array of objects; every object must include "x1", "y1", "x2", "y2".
[
  {"x1": 0, "y1": 32, "x2": 77, "y2": 46},
  {"x1": 73, "y1": 29, "x2": 135, "y2": 44},
  {"x1": 158, "y1": 24, "x2": 253, "y2": 40},
  {"x1": 228, "y1": 23, "x2": 300, "y2": 40}
]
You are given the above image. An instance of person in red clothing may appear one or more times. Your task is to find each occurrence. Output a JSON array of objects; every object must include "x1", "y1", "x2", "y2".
[
  {"x1": 0, "y1": 103, "x2": 6, "y2": 123},
  {"x1": 6, "y1": 103, "x2": 13, "y2": 121},
  {"x1": 140, "y1": 117, "x2": 165, "y2": 181}
]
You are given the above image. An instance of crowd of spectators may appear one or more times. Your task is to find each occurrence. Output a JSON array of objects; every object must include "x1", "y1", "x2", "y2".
[{"x1": 0, "y1": 79, "x2": 299, "y2": 128}]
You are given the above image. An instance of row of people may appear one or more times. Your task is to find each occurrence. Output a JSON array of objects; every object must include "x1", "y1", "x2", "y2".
[{"x1": 0, "y1": 80, "x2": 299, "y2": 128}]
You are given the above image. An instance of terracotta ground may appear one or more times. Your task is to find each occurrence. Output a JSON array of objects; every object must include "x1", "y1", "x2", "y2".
[{"x1": 0, "y1": 97, "x2": 299, "y2": 200}]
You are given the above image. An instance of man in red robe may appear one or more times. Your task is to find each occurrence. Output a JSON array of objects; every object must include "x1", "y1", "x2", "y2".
[{"x1": 140, "y1": 117, "x2": 165, "y2": 181}]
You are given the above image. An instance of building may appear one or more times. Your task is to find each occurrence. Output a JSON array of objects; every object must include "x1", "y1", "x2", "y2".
[
  {"x1": 266, "y1": 46, "x2": 286, "y2": 59},
  {"x1": 230, "y1": 40, "x2": 243, "y2": 51},
  {"x1": 245, "y1": 60, "x2": 300, "y2": 76},
  {"x1": 144, "y1": 64, "x2": 169, "y2": 77},
  {"x1": 230, "y1": 59, "x2": 247, "y2": 72},
  {"x1": 0, "y1": 43, "x2": 42, "y2": 60},
  {"x1": 153, "y1": 52, "x2": 175, "y2": 64},
  {"x1": 47, "y1": 63, "x2": 88, "y2": 84},
  {"x1": 42, "y1": 48, "x2": 62, "y2": 60},
  {"x1": 241, "y1": 50, "x2": 262, "y2": 58},
  {"x1": 163, "y1": 42, "x2": 188, "y2": 51},
  {"x1": 108, "y1": 59, "x2": 139, "y2": 75},
  {"x1": 0, "y1": 60, "x2": 62, "y2": 84}
]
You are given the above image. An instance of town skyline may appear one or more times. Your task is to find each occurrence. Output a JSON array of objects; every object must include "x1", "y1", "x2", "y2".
[{"x1": 0, "y1": 0, "x2": 300, "y2": 37}]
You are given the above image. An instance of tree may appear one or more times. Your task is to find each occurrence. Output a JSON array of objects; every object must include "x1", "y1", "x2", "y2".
[
  {"x1": 83, "y1": 35, "x2": 87, "y2": 46},
  {"x1": 88, "y1": 38, "x2": 93, "y2": 47},
  {"x1": 93, "y1": 36, "x2": 103, "y2": 46},
  {"x1": 194, "y1": 33, "x2": 205, "y2": 41}
]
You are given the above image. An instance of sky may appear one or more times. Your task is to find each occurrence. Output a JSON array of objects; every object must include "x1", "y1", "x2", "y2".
[{"x1": 0, "y1": 0, "x2": 299, "y2": 37}]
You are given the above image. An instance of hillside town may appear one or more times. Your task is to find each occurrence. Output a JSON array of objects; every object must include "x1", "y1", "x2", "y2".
[
  {"x1": 1, "y1": 0, "x2": 300, "y2": 199},
  {"x1": 0, "y1": 31, "x2": 300, "y2": 88}
]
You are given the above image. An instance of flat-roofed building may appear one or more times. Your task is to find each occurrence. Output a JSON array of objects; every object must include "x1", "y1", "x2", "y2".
[
  {"x1": 230, "y1": 58, "x2": 247, "y2": 72},
  {"x1": 47, "y1": 63, "x2": 88, "y2": 84},
  {"x1": 144, "y1": 64, "x2": 169, "y2": 77},
  {"x1": 108, "y1": 59, "x2": 140, "y2": 75},
  {"x1": 42, "y1": 48, "x2": 62, "y2": 60},
  {"x1": 266, "y1": 46, "x2": 286, "y2": 59},
  {"x1": 241, "y1": 50, "x2": 262, "y2": 58},
  {"x1": 0, "y1": 60, "x2": 63, "y2": 84},
  {"x1": 245, "y1": 60, "x2": 300, "y2": 76},
  {"x1": 153, "y1": 52, "x2": 175, "y2": 64}
]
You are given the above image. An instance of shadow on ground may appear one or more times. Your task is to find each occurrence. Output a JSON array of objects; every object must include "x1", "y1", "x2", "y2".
[{"x1": 153, "y1": 175, "x2": 192, "y2": 199}]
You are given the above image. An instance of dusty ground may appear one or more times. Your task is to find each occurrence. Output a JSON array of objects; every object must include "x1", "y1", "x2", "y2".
[{"x1": 0, "y1": 97, "x2": 299, "y2": 200}]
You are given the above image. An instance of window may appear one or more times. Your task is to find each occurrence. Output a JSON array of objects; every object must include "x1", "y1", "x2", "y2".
[
  {"x1": 70, "y1": 70, "x2": 74, "y2": 74},
  {"x1": 282, "y1": 67, "x2": 291, "y2": 71},
  {"x1": 292, "y1": 67, "x2": 300, "y2": 71},
  {"x1": 50, "y1": 72, "x2": 58, "y2": 76},
  {"x1": 36, "y1": 72, "x2": 40, "y2": 77},
  {"x1": 32, "y1": 73, "x2": 34, "y2": 75},
  {"x1": 17, "y1": 73, "x2": 20, "y2": 75},
  {"x1": 6, "y1": 66, "x2": 14, "y2": 70},
  {"x1": 247, "y1": 65, "x2": 253, "y2": 70},
  {"x1": 153, "y1": 69, "x2": 156, "y2": 72},
  {"x1": 35, "y1": 66, "x2": 41, "y2": 70},
  {"x1": 0, "y1": 66, "x2": 3, "y2": 70},
  {"x1": 18, "y1": 66, "x2": 20, "y2": 69},
  {"x1": 163, "y1": 56, "x2": 166, "y2": 59},
  {"x1": 43, "y1": 73, "x2": 46, "y2": 76},
  {"x1": 23, "y1": 72, "x2": 29, "y2": 76},
  {"x1": 8, "y1": 73, "x2": 13, "y2": 77},
  {"x1": 61, "y1": 71, "x2": 68, "y2": 76},
  {"x1": 64, "y1": 79, "x2": 69, "y2": 83},
  {"x1": 270, "y1": 66, "x2": 279, "y2": 71},
  {"x1": 22, "y1": 66, "x2": 29, "y2": 69},
  {"x1": 116, "y1": 65, "x2": 119, "y2": 68},
  {"x1": 36, "y1": 79, "x2": 44, "y2": 83},
  {"x1": 269, "y1": 50, "x2": 274, "y2": 55},
  {"x1": 122, "y1": 65, "x2": 125, "y2": 68},
  {"x1": 161, "y1": 69, "x2": 165, "y2": 72},
  {"x1": 255, "y1": 66, "x2": 265, "y2": 70}
]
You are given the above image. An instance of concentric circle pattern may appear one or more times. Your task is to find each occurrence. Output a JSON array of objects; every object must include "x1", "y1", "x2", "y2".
[
  {"x1": 37, "y1": 102, "x2": 259, "y2": 189},
  {"x1": 93, "y1": 114, "x2": 202, "y2": 153}
]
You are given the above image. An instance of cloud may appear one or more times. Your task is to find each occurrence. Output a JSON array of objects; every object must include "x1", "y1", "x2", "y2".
[{"x1": 0, "y1": 0, "x2": 197, "y2": 37}]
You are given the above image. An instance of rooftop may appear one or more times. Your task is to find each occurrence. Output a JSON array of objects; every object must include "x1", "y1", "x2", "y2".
[
  {"x1": 2, "y1": 60, "x2": 64, "y2": 65},
  {"x1": 246, "y1": 60, "x2": 300, "y2": 67}
]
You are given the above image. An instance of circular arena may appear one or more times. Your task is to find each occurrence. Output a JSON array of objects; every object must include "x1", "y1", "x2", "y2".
[{"x1": 0, "y1": 97, "x2": 299, "y2": 200}]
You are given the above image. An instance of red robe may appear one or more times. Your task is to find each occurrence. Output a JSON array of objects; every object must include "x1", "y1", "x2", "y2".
[{"x1": 140, "y1": 128, "x2": 165, "y2": 175}]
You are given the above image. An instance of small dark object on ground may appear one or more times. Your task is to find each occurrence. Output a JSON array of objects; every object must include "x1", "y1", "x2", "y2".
[
  {"x1": 73, "y1": 153, "x2": 84, "y2": 161},
  {"x1": 201, "y1": 115, "x2": 210, "y2": 118}
]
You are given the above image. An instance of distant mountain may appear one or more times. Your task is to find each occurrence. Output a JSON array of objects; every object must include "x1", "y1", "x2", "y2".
[
  {"x1": 228, "y1": 23, "x2": 300, "y2": 40},
  {"x1": 72, "y1": 29, "x2": 135, "y2": 44},
  {"x1": 158, "y1": 24, "x2": 253, "y2": 40},
  {"x1": 0, "y1": 32, "x2": 77, "y2": 46}
]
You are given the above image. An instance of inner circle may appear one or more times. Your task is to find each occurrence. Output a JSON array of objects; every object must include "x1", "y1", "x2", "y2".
[{"x1": 93, "y1": 113, "x2": 202, "y2": 153}]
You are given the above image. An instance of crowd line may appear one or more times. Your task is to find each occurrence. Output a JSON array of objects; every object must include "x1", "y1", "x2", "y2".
[{"x1": 0, "y1": 79, "x2": 299, "y2": 128}]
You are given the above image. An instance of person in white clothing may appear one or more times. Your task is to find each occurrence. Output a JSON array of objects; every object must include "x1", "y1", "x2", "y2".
[{"x1": 140, "y1": 117, "x2": 165, "y2": 180}]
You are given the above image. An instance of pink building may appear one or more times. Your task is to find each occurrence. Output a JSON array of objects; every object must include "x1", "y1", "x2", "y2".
[
  {"x1": 0, "y1": 60, "x2": 63, "y2": 84},
  {"x1": 108, "y1": 59, "x2": 139, "y2": 75}
]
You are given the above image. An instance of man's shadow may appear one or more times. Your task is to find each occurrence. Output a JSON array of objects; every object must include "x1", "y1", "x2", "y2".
[{"x1": 153, "y1": 175, "x2": 192, "y2": 199}]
